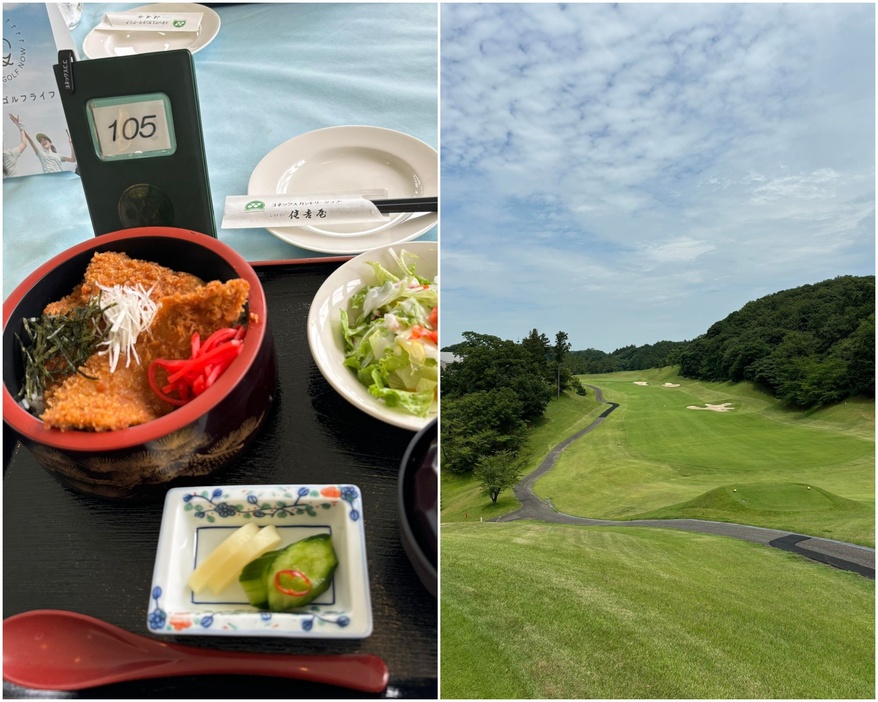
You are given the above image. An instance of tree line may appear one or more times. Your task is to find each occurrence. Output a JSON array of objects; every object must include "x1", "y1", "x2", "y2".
[
  {"x1": 566, "y1": 340, "x2": 687, "y2": 375},
  {"x1": 441, "y1": 329, "x2": 583, "y2": 501}
]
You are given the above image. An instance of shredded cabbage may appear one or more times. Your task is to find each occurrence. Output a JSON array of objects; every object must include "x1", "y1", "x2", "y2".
[{"x1": 340, "y1": 249, "x2": 437, "y2": 417}]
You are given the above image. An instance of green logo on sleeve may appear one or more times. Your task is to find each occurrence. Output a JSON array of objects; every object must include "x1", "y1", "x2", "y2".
[
  {"x1": 173, "y1": 20, "x2": 186, "y2": 27},
  {"x1": 245, "y1": 200, "x2": 266, "y2": 211}
]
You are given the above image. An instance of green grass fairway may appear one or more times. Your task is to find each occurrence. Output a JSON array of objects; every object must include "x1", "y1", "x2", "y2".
[
  {"x1": 441, "y1": 390, "x2": 603, "y2": 522},
  {"x1": 441, "y1": 522, "x2": 875, "y2": 699},
  {"x1": 535, "y1": 369, "x2": 874, "y2": 545}
]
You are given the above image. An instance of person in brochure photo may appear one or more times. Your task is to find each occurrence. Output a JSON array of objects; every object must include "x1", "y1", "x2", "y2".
[
  {"x1": 3, "y1": 113, "x2": 27, "y2": 177},
  {"x1": 16, "y1": 116, "x2": 77, "y2": 174}
]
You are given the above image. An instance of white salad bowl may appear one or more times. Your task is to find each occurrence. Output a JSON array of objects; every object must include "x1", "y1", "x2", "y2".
[{"x1": 306, "y1": 242, "x2": 438, "y2": 432}]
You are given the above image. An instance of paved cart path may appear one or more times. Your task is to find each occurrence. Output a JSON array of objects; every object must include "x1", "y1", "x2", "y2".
[{"x1": 492, "y1": 384, "x2": 875, "y2": 579}]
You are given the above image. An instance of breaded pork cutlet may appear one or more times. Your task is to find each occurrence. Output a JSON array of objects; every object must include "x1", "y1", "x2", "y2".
[
  {"x1": 44, "y1": 251, "x2": 205, "y2": 316},
  {"x1": 40, "y1": 253, "x2": 250, "y2": 432}
]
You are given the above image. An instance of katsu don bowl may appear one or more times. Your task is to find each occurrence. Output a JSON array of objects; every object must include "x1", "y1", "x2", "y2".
[{"x1": 2, "y1": 227, "x2": 276, "y2": 500}]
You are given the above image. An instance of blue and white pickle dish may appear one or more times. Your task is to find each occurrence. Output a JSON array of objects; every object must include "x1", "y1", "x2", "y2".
[{"x1": 148, "y1": 484, "x2": 372, "y2": 638}]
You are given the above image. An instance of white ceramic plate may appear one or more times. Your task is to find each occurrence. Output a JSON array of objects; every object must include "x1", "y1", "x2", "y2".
[
  {"x1": 307, "y1": 242, "x2": 438, "y2": 431},
  {"x1": 83, "y1": 3, "x2": 220, "y2": 58},
  {"x1": 147, "y1": 484, "x2": 372, "y2": 638},
  {"x1": 248, "y1": 126, "x2": 437, "y2": 254}
]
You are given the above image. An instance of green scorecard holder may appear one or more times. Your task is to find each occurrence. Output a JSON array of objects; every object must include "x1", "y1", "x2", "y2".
[{"x1": 53, "y1": 49, "x2": 216, "y2": 237}]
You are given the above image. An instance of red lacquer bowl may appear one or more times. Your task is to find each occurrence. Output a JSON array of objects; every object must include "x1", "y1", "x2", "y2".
[{"x1": 2, "y1": 227, "x2": 277, "y2": 500}]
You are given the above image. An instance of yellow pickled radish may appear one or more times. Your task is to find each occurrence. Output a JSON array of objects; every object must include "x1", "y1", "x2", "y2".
[
  {"x1": 208, "y1": 525, "x2": 283, "y2": 594},
  {"x1": 188, "y1": 522, "x2": 259, "y2": 594}
]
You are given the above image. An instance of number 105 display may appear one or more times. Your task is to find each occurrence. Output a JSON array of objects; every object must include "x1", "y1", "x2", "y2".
[{"x1": 86, "y1": 93, "x2": 176, "y2": 161}]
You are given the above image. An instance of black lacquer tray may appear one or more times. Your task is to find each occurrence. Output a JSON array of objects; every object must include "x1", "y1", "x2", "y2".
[{"x1": 2, "y1": 259, "x2": 438, "y2": 699}]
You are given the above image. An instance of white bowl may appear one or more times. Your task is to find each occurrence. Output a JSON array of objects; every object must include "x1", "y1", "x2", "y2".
[
  {"x1": 147, "y1": 484, "x2": 372, "y2": 638},
  {"x1": 306, "y1": 242, "x2": 438, "y2": 432}
]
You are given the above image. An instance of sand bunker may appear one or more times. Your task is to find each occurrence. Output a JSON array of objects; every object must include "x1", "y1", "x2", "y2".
[
  {"x1": 662, "y1": 383, "x2": 680, "y2": 388},
  {"x1": 687, "y1": 402, "x2": 734, "y2": 412},
  {"x1": 633, "y1": 381, "x2": 649, "y2": 386}
]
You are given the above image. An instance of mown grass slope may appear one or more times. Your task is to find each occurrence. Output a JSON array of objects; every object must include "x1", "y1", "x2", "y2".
[
  {"x1": 535, "y1": 368, "x2": 874, "y2": 545},
  {"x1": 441, "y1": 522, "x2": 875, "y2": 699}
]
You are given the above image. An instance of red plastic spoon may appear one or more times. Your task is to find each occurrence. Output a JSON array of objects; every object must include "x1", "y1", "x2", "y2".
[{"x1": 3, "y1": 610, "x2": 389, "y2": 693}]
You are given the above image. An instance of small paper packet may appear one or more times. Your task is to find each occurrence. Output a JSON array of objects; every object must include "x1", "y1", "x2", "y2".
[
  {"x1": 99, "y1": 12, "x2": 203, "y2": 32},
  {"x1": 222, "y1": 191, "x2": 390, "y2": 229}
]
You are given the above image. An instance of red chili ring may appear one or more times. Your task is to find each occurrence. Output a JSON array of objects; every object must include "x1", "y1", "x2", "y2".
[{"x1": 273, "y1": 570, "x2": 312, "y2": 597}]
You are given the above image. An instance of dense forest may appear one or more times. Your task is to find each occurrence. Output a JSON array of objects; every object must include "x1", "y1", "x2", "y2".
[{"x1": 678, "y1": 275, "x2": 874, "y2": 407}]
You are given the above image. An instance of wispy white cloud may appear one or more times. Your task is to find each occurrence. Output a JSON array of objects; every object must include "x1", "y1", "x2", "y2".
[
  {"x1": 441, "y1": 3, "x2": 875, "y2": 350},
  {"x1": 640, "y1": 237, "x2": 717, "y2": 264},
  {"x1": 748, "y1": 168, "x2": 842, "y2": 205}
]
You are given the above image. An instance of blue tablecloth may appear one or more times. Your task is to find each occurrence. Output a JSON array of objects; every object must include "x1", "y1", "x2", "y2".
[{"x1": 2, "y1": 2, "x2": 437, "y2": 298}]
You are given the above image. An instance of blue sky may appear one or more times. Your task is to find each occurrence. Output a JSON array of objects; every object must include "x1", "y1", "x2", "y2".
[{"x1": 440, "y1": 3, "x2": 875, "y2": 352}]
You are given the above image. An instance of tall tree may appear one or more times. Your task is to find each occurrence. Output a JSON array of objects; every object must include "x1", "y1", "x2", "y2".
[
  {"x1": 521, "y1": 328, "x2": 552, "y2": 375},
  {"x1": 474, "y1": 450, "x2": 527, "y2": 504},
  {"x1": 553, "y1": 330, "x2": 571, "y2": 399}
]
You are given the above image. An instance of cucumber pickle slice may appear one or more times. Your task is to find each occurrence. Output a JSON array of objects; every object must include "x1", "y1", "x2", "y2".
[
  {"x1": 238, "y1": 548, "x2": 284, "y2": 608},
  {"x1": 238, "y1": 533, "x2": 338, "y2": 612}
]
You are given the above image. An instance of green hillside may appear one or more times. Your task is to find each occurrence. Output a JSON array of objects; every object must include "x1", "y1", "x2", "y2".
[{"x1": 679, "y1": 275, "x2": 874, "y2": 407}]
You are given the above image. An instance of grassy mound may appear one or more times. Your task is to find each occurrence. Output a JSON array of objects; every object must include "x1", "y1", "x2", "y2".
[
  {"x1": 441, "y1": 521, "x2": 875, "y2": 699},
  {"x1": 634, "y1": 482, "x2": 874, "y2": 541},
  {"x1": 650, "y1": 482, "x2": 858, "y2": 513}
]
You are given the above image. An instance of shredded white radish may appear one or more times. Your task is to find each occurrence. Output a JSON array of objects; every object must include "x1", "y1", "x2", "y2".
[{"x1": 96, "y1": 283, "x2": 160, "y2": 372}]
